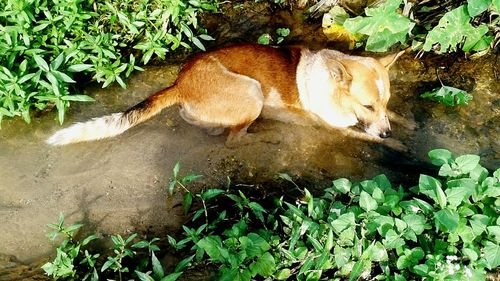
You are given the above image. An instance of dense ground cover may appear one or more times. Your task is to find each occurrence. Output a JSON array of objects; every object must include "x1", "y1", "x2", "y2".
[{"x1": 43, "y1": 149, "x2": 499, "y2": 280}]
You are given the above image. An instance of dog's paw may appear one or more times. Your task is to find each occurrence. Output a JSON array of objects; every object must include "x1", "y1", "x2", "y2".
[{"x1": 383, "y1": 138, "x2": 408, "y2": 152}]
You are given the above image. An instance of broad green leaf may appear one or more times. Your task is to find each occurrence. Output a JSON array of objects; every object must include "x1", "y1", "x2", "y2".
[
  {"x1": 484, "y1": 241, "x2": 500, "y2": 269},
  {"x1": 343, "y1": 0, "x2": 414, "y2": 52},
  {"x1": 467, "y1": 0, "x2": 491, "y2": 17},
  {"x1": 428, "y1": 149, "x2": 453, "y2": 166},
  {"x1": 332, "y1": 178, "x2": 351, "y2": 193},
  {"x1": 421, "y1": 86, "x2": 472, "y2": 106},
  {"x1": 423, "y1": 6, "x2": 490, "y2": 53},
  {"x1": 455, "y1": 154, "x2": 481, "y2": 174},
  {"x1": 402, "y1": 214, "x2": 427, "y2": 235},
  {"x1": 275, "y1": 269, "x2": 291, "y2": 280},
  {"x1": 470, "y1": 214, "x2": 489, "y2": 236},
  {"x1": 196, "y1": 236, "x2": 225, "y2": 262},
  {"x1": 349, "y1": 260, "x2": 368, "y2": 281},
  {"x1": 334, "y1": 245, "x2": 351, "y2": 267},
  {"x1": 435, "y1": 209, "x2": 459, "y2": 232},
  {"x1": 360, "y1": 191, "x2": 378, "y2": 212},
  {"x1": 249, "y1": 252, "x2": 275, "y2": 277},
  {"x1": 331, "y1": 212, "x2": 355, "y2": 234}
]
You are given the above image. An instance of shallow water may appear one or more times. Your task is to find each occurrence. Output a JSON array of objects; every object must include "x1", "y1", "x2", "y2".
[{"x1": 0, "y1": 3, "x2": 498, "y2": 274}]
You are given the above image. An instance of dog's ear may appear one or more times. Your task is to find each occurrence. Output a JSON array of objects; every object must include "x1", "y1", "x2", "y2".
[
  {"x1": 328, "y1": 59, "x2": 352, "y2": 82},
  {"x1": 378, "y1": 50, "x2": 405, "y2": 69}
]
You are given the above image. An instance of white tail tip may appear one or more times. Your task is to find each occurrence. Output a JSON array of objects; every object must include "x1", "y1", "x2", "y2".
[{"x1": 46, "y1": 113, "x2": 130, "y2": 146}]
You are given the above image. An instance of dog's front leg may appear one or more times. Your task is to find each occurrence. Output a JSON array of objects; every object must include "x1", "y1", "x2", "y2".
[
  {"x1": 342, "y1": 128, "x2": 408, "y2": 152},
  {"x1": 387, "y1": 110, "x2": 417, "y2": 131}
]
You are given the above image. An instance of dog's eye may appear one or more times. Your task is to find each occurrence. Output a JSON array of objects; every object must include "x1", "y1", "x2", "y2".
[{"x1": 364, "y1": 105, "x2": 374, "y2": 111}]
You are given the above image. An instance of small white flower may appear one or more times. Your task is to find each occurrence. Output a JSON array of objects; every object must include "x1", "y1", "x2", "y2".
[
  {"x1": 448, "y1": 265, "x2": 455, "y2": 274},
  {"x1": 446, "y1": 255, "x2": 458, "y2": 261},
  {"x1": 410, "y1": 205, "x2": 420, "y2": 213},
  {"x1": 464, "y1": 266, "x2": 472, "y2": 277},
  {"x1": 454, "y1": 264, "x2": 460, "y2": 270}
]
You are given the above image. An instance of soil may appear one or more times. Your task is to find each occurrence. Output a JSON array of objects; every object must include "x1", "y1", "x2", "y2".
[{"x1": 0, "y1": 2, "x2": 498, "y2": 279}]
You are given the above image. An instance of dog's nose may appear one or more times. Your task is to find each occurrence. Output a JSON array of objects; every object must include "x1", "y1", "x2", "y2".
[{"x1": 379, "y1": 131, "x2": 391, "y2": 138}]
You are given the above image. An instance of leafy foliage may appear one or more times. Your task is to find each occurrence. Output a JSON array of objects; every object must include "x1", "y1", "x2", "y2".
[
  {"x1": 343, "y1": 0, "x2": 415, "y2": 52},
  {"x1": 422, "y1": 5, "x2": 493, "y2": 53},
  {"x1": 338, "y1": 0, "x2": 499, "y2": 52},
  {"x1": 421, "y1": 85, "x2": 473, "y2": 106},
  {"x1": 167, "y1": 151, "x2": 499, "y2": 280},
  {"x1": 0, "y1": 0, "x2": 217, "y2": 125},
  {"x1": 257, "y1": 28, "x2": 290, "y2": 45},
  {"x1": 44, "y1": 151, "x2": 499, "y2": 280}
]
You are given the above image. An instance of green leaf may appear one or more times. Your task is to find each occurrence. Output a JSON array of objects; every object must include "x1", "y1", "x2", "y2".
[
  {"x1": 402, "y1": 214, "x2": 427, "y2": 235},
  {"x1": 136, "y1": 271, "x2": 155, "y2": 281},
  {"x1": 191, "y1": 37, "x2": 206, "y2": 51},
  {"x1": 455, "y1": 154, "x2": 480, "y2": 174},
  {"x1": 428, "y1": 149, "x2": 453, "y2": 166},
  {"x1": 349, "y1": 260, "x2": 367, "y2": 281},
  {"x1": 275, "y1": 268, "x2": 291, "y2": 280},
  {"x1": 332, "y1": 178, "x2": 351, "y2": 193},
  {"x1": 196, "y1": 236, "x2": 225, "y2": 262},
  {"x1": 201, "y1": 189, "x2": 224, "y2": 201},
  {"x1": 423, "y1": 6, "x2": 489, "y2": 53},
  {"x1": 151, "y1": 252, "x2": 164, "y2": 278},
  {"x1": 418, "y1": 175, "x2": 446, "y2": 208},
  {"x1": 249, "y1": 252, "x2": 275, "y2": 277},
  {"x1": 33, "y1": 54, "x2": 50, "y2": 72},
  {"x1": 334, "y1": 246, "x2": 351, "y2": 267},
  {"x1": 174, "y1": 254, "x2": 194, "y2": 273},
  {"x1": 60, "y1": 95, "x2": 95, "y2": 102},
  {"x1": 160, "y1": 272, "x2": 183, "y2": 281},
  {"x1": 67, "y1": 64, "x2": 93, "y2": 72},
  {"x1": 257, "y1": 34, "x2": 272, "y2": 45},
  {"x1": 331, "y1": 212, "x2": 355, "y2": 234},
  {"x1": 421, "y1": 86, "x2": 472, "y2": 106},
  {"x1": 360, "y1": 191, "x2": 378, "y2": 212},
  {"x1": 343, "y1": 0, "x2": 414, "y2": 52},
  {"x1": 484, "y1": 241, "x2": 500, "y2": 270},
  {"x1": 435, "y1": 209, "x2": 459, "y2": 232},
  {"x1": 183, "y1": 192, "x2": 192, "y2": 215},
  {"x1": 467, "y1": 0, "x2": 491, "y2": 17}
]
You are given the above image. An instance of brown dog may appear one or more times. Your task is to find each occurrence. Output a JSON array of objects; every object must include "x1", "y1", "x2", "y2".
[{"x1": 47, "y1": 44, "x2": 405, "y2": 147}]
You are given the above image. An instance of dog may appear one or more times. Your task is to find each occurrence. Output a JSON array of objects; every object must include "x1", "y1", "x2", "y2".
[{"x1": 46, "y1": 44, "x2": 405, "y2": 147}]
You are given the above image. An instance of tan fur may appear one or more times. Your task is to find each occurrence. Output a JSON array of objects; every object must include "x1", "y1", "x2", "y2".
[{"x1": 46, "y1": 44, "x2": 404, "y2": 147}]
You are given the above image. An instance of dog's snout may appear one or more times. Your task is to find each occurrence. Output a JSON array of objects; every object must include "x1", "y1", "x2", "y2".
[{"x1": 379, "y1": 130, "x2": 391, "y2": 138}]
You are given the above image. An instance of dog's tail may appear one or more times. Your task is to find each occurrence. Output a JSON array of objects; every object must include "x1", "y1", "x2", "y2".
[{"x1": 46, "y1": 86, "x2": 180, "y2": 146}]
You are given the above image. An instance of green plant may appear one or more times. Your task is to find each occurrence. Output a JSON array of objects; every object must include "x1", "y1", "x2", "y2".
[
  {"x1": 44, "y1": 150, "x2": 499, "y2": 280},
  {"x1": 42, "y1": 214, "x2": 182, "y2": 281},
  {"x1": 42, "y1": 213, "x2": 99, "y2": 280},
  {"x1": 0, "y1": 0, "x2": 217, "y2": 125},
  {"x1": 168, "y1": 149, "x2": 499, "y2": 280},
  {"x1": 421, "y1": 69, "x2": 473, "y2": 106},
  {"x1": 340, "y1": 0, "x2": 499, "y2": 53},
  {"x1": 257, "y1": 27, "x2": 290, "y2": 45}
]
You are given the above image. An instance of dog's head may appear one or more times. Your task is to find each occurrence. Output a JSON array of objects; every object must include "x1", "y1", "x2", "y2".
[{"x1": 328, "y1": 51, "x2": 404, "y2": 138}]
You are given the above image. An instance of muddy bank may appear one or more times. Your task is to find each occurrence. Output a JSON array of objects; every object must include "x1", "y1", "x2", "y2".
[{"x1": 0, "y1": 1, "x2": 498, "y2": 275}]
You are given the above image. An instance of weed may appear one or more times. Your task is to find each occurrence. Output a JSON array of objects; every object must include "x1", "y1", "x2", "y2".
[{"x1": 0, "y1": 0, "x2": 217, "y2": 125}]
